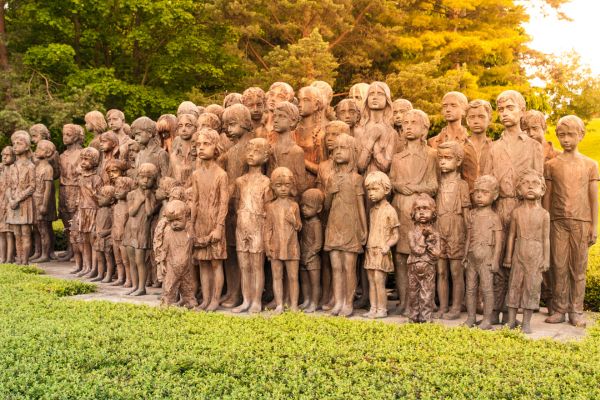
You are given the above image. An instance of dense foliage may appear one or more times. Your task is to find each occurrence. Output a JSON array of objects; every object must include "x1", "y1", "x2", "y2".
[
  {"x1": 0, "y1": 263, "x2": 599, "y2": 399},
  {"x1": 2, "y1": 0, "x2": 597, "y2": 144}
]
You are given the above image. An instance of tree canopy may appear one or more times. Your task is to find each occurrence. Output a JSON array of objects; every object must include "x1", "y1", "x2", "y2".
[{"x1": 0, "y1": 0, "x2": 595, "y2": 143}]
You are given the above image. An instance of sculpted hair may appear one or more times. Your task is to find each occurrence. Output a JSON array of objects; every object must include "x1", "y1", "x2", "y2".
[
  {"x1": 205, "y1": 104, "x2": 224, "y2": 120},
  {"x1": 310, "y1": 80, "x2": 333, "y2": 105},
  {"x1": 411, "y1": 193, "x2": 437, "y2": 222},
  {"x1": 105, "y1": 159, "x2": 128, "y2": 174},
  {"x1": 360, "y1": 81, "x2": 393, "y2": 126},
  {"x1": 442, "y1": 91, "x2": 469, "y2": 110},
  {"x1": 301, "y1": 188, "x2": 325, "y2": 208},
  {"x1": 101, "y1": 131, "x2": 119, "y2": 148},
  {"x1": 393, "y1": 98, "x2": 413, "y2": 110},
  {"x1": 29, "y1": 124, "x2": 50, "y2": 140},
  {"x1": 332, "y1": 133, "x2": 358, "y2": 172},
  {"x1": 106, "y1": 109, "x2": 125, "y2": 121},
  {"x1": 325, "y1": 120, "x2": 350, "y2": 136},
  {"x1": 85, "y1": 111, "x2": 108, "y2": 133},
  {"x1": 115, "y1": 176, "x2": 135, "y2": 192},
  {"x1": 557, "y1": 114, "x2": 585, "y2": 137},
  {"x1": 437, "y1": 140, "x2": 464, "y2": 163},
  {"x1": 196, "y1": 128, "x2": 223, "y2": 158},
  {"x1": 270, "y1": 166, "x2": 296, "y2": 197},
  {"x1": 223, "y1": 93, "x2": 243, "y2": 108},
  {"x1": 222, "y1": 104, "x2": 253, "y2": 132},
  {"x1": 177, "y1": 101, "x2": 199, "y2": 118},
  {"x1": 63, "y1": 124, "x2": 85, "y2": 142},
  {"x1": 157, "y1": 114, "x2": 177, "y2": 135},
  {"x1": 36, "y1": 139, "x2": 56, "y2": 155},
  {"x1": 242, "y1": 87, "x2": 266, "y2": 105},
  {"x1": 274, "y1": 101, "x2": 300, "y2": 129},
  {"x1": 474, "y1": 175, "x2": 499, "y2": 200},
  {"x1": 138, "y1": 162, "x2": 158, "y2": 178},
  {"x1": 298, "y1": 86, "x2": 323, "y2": 111},
  {"x1": 164, "y1": 199, "x2": 188, "y2": 220},
  {"x1": 80, "y1": 147, "x2": 100, "y2": 166},
  {"x1": 467, "y1": 99, "x2": 492, "y2": 119},
  {"x1": 2, "y1": 145, "x2": 15, "y2": 159},
  {"x1": 521, "y1": 110, "x2": 547, "y2": 131},
  {"x1": 269, "y1": 82, "x2": 295, "y2": 100},
  {"x1": 198, "y1": 112, "x2": 221, "y2": 132},
  {"x1": 405, "y1": 109, "x2": 431, "y2": 130},
  {"x1": 131, "y1": 117, "x2": 157, "y2": 137},
  {"x1": 11, "y1": 130, "x2": 31, "y2": 147},
  {"x1": 335, "y1": 99, "x2": 360, "y2": 115},
  {"x1": 497, "y1": 90, "x2": 526, "y2": 111},
  {"x1": 516, "y1": 168, "x2": 546, "y2": 199},
  {"x1": 364, "y1": 171, "x2": 392, "y2": 194}
]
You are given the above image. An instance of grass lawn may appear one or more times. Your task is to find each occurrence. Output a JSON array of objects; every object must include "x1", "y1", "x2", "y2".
[{"x1": 1, "y1": 263, "x2": 599, "y2": 399}]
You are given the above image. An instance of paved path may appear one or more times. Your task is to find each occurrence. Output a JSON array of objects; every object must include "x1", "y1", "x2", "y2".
[{"x1": 38, "y1": 261, "x2": 592, "y2": 341}]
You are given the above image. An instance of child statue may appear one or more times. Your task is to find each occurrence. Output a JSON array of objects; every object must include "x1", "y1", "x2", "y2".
[
  {"x1": 177, "y1": 101, "x2": 200, "y2": 118},
  {"x1": 521, "y1": 110, "x2": 559, "y2": 162},
  {"x1": 267, "y1": 101, "x2": 308, "y2": 196},
  {"x1": 544, "y1": 115, "x2": 598, "y2": 328},
  {"x1": 232, "y1": 138, "x2": 272, "y2": 314},
  {"x1": 363, "y1": 171, "x2": 400, "y2": 319},
  {"x1": 316, "y1": 120, "x2": 350, "y2": 310},
  {"x1": 31, "y1": 140, "x2": 57, "y2": 263},
  {"x1": 463, "y1": 175, "x2": 503, "y2": 330},
  {"x1": 324, "y1": 134, "x2": 367, "y2": 317},
  {"x1": 310, "y1": 80, "x2": 335, "y2": 121},
  {"x1": 30, "y1": 123, "x2": 60, "y2": 178},
  {"x1": 354, "y1": 81, "x2": 396, "y2": 175},
  {"x1": 391, "y1": 99, "x2": 413, "y2": 154},
  {"x1": 156, "y1": 114, "x2": 177, "y2": 153},
  {"x1": 428, "y1": 91, "x2": 478, "y2": 190},
  {"x1": 169, "y1": 113, "x2": 197, "y2": 187},
  {"x1": 93, "y1": 185, "x2": 116, "y2": 283},
  {"x1": 299, "y1": 188, "x2": 325, "y2": 313},
  {"x1": 132, "y1": 117, "x2": 169, "y2": 181},
  {"x1": 113, "y1": 176, "x2": 134, "y2": 287},
  {"x1": 106, "y1": 109, "x2": 133, "y2": 159},
  {"x1": 264, "y1": 82, "x2": 295, "y2": 141},
  {"x1": 296, "y1": 86, "x2": 327, "y2": 187},
  {"x1": 241, "y1": 87, "x2": 268, "y2": 139},
  {"x1": 504, "y1": 169, "x2": 550, "y2": 333},
  {"x1": 407, "y1": 194, "x2": 441, "y2": 323},
  {"x1": 190, "y1": 128, "x2": 229, "y2": 311},
  {"x1": 435, "y1": 141, "x2": 471, "y2": 320},
  {"x1": 76, "y1": 147, "x2": 102, "y2": 278},
  {"x1": 465, "y1": 99, "x2": 493, "y2": 179},
  {"x1": 98, "y1": 131, "x2": 121, "y2": 184},
  {"x1": 482, "y1": 90, "x2": 543, "y2": 324},
  {"x1": 335, "y1": 99, "x2": 360, "y2": 137},
  {"x1": 0, "y1": 146, "x2": 15, "y2": 263},
  {"x1": 123, "y1": 163, "x2": 160, "y2": 296},
  {"x1": 389, "y1": 109, "x2": 438, "y2": 315},
  {"x1": 85, "y1": 110, "x2": 108, "y2": 150},
  {"x1": 264, "y1": 167, "x2": 302, "y2": 314},
  {"x1": 155, "y1": 199, "x2": 198, "y2": 308},
  {"x1": 104, "y1": 159, "x2": 128, "y2": 186},
  {"x1": 6, "y1": 132, "x2": 35, "y2": 265}
]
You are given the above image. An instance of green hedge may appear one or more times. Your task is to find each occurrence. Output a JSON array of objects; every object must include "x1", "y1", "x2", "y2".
[{"x1": 0, "y1": 263, "x2": 600, "y2": 399}]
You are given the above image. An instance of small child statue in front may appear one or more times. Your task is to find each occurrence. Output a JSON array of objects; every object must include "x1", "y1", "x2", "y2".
[
  {"x1": 93, "y1": 185, "x2": 116, "y2": 283},
  {"x1": 544, "y1": 115, "x2": 598, "y2": 328},
  {"x1": 504, "y1": 169, "x2": 550, "y2": 334},
  {"x1": 0, "y1": 146, "x2": 16, "y2": 263},
  {"x1": 363, "y1": 171, "x2": 400, "y2": 319},
  {"x1": 232, "y1": 138, "x2": 271, "y2": 314},
  {"x1": 463, "y1": 175, "x2": 503, "y2": 330},
  {"x1": 155, "y1": 199, "x2": 198, "y2": 308},
  {"x1": 6, "y1": 131, "x2": 35, "y2": 265},
  {"x1": 112, "y1": 176, "x2": 134, "y2": 287},
  {"x1": 299, "y1": 188, "x2": 325, "y2": 313},
  {"x1": 264, "y1": 167, "x2": 302, "y2": 314},
  {"x1": 123, "y1": 163, "x2": 160, "y2": 296},
  {"x1": 435, "y1": 141, "x2": 471, "y2": 320},
  {"x1": 32, "y1": 140, "x2": 57, "y2": 263},
  {"x1": 407, "y1": 194, "x2": 441, "y2": 323}
]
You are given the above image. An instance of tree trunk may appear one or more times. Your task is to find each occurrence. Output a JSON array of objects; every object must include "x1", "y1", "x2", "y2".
[{"x1": 0, "y1": 0, "x2": 9, "y2": 70}]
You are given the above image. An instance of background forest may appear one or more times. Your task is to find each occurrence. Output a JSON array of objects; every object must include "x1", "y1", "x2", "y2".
[{"x1": 0, "y1": 0, "x2": 598, "y2": 148}]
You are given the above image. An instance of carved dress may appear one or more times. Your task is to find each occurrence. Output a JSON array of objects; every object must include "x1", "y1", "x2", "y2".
[
  {"x1": 191, "y1": 162, "x2": 229, "y2": 260},
  {"x1": 235, "y1": 173, "x2": 270, "y2": 254},
  {"x1": 6, "y1": 157, "x2": 35, "y2": 225}
]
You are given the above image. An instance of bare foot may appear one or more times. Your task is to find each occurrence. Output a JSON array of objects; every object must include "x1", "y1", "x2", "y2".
[
  {"x1": 221, "y1": 296, "x2": 241, "y2": 308},
  {"x1": 110, "y1": 280, "x2": 125, "y2": 286},
  {"x1": 304, "y1": 303, "x2": 317, "y2": 313},
  {"x1": 339, "y1": 305, "x2": 353, "y2": 317},
  {"x1": 232, "y1": 302, "x2": 250, "y2": 313},
  {"x1": 249, "y1": 303, "x2": 262, "y2": 314},
  {"x1": 272, "y1": 305, "x2": 284, "y2": 315},
  {"x1": 130, "y1": 289, "x2": 146, "y2": 296}
]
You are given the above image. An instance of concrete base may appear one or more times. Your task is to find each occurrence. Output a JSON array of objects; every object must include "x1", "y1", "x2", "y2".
[{"x1": 37, "y1": 261, "x2": 592, "y2": 341}]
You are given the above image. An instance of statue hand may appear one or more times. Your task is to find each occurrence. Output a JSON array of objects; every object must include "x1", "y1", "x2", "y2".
[{"x1": 589, "y1": 230, "x2": 597, "y2": 247}]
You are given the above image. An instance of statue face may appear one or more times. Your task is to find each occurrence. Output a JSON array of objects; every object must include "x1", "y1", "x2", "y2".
[
  {"x1": 403, "y1": 114, "x2": 427, "y2": 141},
  {"x1": 177, "y1": 118, "x2": 196, "y2": 140},
  {"x1": 366, "y1": 86, "x2": 386, "y2": 110},
  {"x1": 62, "y1": 129, "x2": 77, "y2": 146},
  {"x1": 300, "y1": 202, "x2": 319, "y2": 219},
  {"x1": 518, "y1": 174, "x2": 544, "y2": 200},
  {"x1": 99, "y1": 136, "x2": 115, "y2": 152},
  {"x1": 366, "y1": 183, "x2": 387, "y2": 203},
  {"x1": 1, "y1": 150, "x2": 14, "y2": 165},
  {"x1": 497, "y1": 98, "x2": 522, "y2": 128},
  {"x1": 332, "y1": 141, "x2": 352, "y2": 165},
  {"x1": 413, "y1": 202, "x2": 434, "y2": 224},
  {"x1": 472, "y1": 185, "x2": 496, "y2": 207},
  {"x1": 245, "y1": 144, "x2": 267, "y2": 167},
  {"x1": 13, "y1": 138, "x2": 29, "y2": 155},
  {"x1": 30, "y1": 131, "x2": 42, "y2": 145},
  {"x1": 169, "y1": 213, "x2": 187, "y2": 231},
  {"x1": 272, "y1": 176, "x2": 293, "y2": 199},
  {"x1": 466, "y1": 106, "x2": 490, "y2": 135},
  {"x1": 80, "y1": 154, "x2": 95, "y2": 171},
  {"x1": 108, "y1": 114, "x2": 124, "y2": 132},
  {"x1": 392, "y1": 103, "x2": 411, "y2": 127},
  {"x1": 195, "y1": 135, "x2": 216, "y2": 160},
  {"x1": 437, "y1": 147, "x2": 460, "y2": 173},
  {"x1": 523, "y1": 123, "x2": 545, "y2": 144},
  {"x1": 325, "y1": 128, "x2": 342, "y2": 151},
  {"x1": 225, "y1": 118, "x2": 245, "y2": 140},
  {"x1": 272, "y1": 109, "x2": 293, "y2": 133},
  {"x1": 442, "y1": 95, "x2": 465, "y2": 123},
  {"x1": 134, "y1": 128, "x2": 152, "y2": 146},
  {"x1": 298, "y1": 90, "x2": 318, "y2": 117},
  {"x1": 138, "y1": 173, "x2": 155, "y2": 190},
  {"x1": 336, "y1": 102, "x2": 359, "y2": 127},
  {"x1": 266, "y1": 87, "x2": 290, "y2": 112},
  {"x1": 244, "y1": 95, "x2": 265, "y2": 121},
  {"x1": 34, "y1": 145, "x2": 50, "y2": 160},
  {"x1": 107, "y1": 167, "x2": 121, "y2": 183},
  {"x1": 556, "y1": 124, "x2": 582, "y2": 153}
]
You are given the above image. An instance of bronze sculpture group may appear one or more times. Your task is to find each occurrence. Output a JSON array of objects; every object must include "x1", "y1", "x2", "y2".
[{"x1": 0, "y1": 81, "x2": 597, "y2": 334}]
